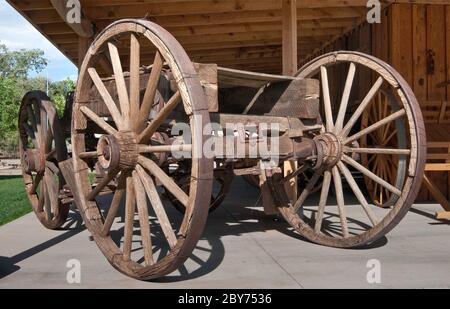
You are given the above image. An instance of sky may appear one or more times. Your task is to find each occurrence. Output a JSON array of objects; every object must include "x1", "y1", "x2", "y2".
[{"x1": 0, "y1": 0, "x2": 78, "y2": 81}]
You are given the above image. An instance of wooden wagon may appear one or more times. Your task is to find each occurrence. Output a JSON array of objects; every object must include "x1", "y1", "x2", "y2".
[{"x1": 9, "y1": 0, "x2": 428, "y2": 280}]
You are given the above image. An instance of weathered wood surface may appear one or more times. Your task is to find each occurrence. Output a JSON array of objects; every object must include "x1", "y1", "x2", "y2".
[
  {"x1": 278, "y1": 51, "x2": 426, "y2": 248},
  {"x1": 72, "y1": 20, "x2": 213, "y2": 281},
  {"x1": 218, "y1": 78, "x2": 320, "y2": 118}
]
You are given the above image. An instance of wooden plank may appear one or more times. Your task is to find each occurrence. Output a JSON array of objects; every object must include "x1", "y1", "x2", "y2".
[
  {"x1": 436, "y1": 211, "x2": 450, "y2": 220},
  {"x1": 390, "y1": 4, "x2": 413, "y2": 85},
  {"x1": 381, "y1": 6, "x2": 390, "y2": 63},
  {"x1": 447, "y1": 6, "x2": 450, "y2": 104},
  {"x1": 427, "y1": 5, "x2": 448, "y2": 199},
  {"x1": 425, "y1": 163, "x2": 450, "y2": 171},
  {"x1": 217, "y1": 67, "x2": 295, "y2": 88},
  {"x1": 282, "y1": 0, "x2": 298, "y2": 76},
  {"x1": 412, "y1": 4, "x2": 427, "y2": 102},
  {"x1": 193, "y1": 63, "x2": 219, "y2": 112},
  {"x1": 427, "y1": 5, "x2": 447, "y2": 102}
]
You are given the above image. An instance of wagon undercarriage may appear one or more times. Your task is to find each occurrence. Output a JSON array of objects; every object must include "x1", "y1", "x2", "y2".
[{"x1": 18, "y1": 19, "x2": 426, "y2": 281}]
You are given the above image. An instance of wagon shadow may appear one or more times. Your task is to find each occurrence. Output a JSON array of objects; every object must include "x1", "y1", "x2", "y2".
[
  {"x1": 153, "y1": 177, "x2": 388, "y2": 283},
  {"x1": 1, "y1": 177, "x2": 387, "y2": 283},
  {"x1": 0, "y1": 209, "x2": 85, "y2": 280}
]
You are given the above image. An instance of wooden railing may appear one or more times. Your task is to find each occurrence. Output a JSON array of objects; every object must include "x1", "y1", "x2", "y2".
[{"x1": 423, "y1": 142, "x2": 450, "y2": 219}]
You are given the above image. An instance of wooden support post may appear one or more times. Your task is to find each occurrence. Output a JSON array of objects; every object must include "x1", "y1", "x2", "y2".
[
  {"x1": 282, "y1": 0, "x2": 298, "y2": 76},
  {"x1": 282, "y1": 0, "x2": 298, "y2": 205},
  {"x1": 78, "y1": 37, "x2": 91, "y2": 69}
]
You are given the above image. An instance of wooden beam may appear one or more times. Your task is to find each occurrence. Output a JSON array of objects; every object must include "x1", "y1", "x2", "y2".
[
  {"x1": 50, "y1": 0, "x2": 95, "y2": 38},
  {"x1": 282, "y1": 0, "x2": 298, "y2": 76},
  {"x1": 423, "y1": 175, "x2": 450, "y2": 212},
  {"x1": 282, "y1": 0, "x2": 298, "y2": 205},
  {"x1": 77, "y1": 37, "x2": 91, "y2": 69}
]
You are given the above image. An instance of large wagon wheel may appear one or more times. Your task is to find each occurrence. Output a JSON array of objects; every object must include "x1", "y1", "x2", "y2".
[
  {"x1": 72, "y1": 20, "x2": 213, "y2": 280},
  {"x1": 272, "y1": 52, "x2": 426, "y2": 248},
  {"x1": 18, "y1": 91, "x2": 69, "y2": 230},
  {"x1": 360, "y1": 90, "x2": 407, "y2": 208}
]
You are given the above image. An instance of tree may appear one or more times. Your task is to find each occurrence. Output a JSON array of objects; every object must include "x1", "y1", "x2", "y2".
[
  {"x1": 0, "y1": 43, "x2": 77, "y2": 156},
  {"x1": 0, "y1": 43, "x2": 48, "y2": 154},
  {"x1": 0, "y1": 43, "x2": 47, "y2": 79},
  {"x1": 49, "y1": 78, "x2": 76, "y2": 117}
]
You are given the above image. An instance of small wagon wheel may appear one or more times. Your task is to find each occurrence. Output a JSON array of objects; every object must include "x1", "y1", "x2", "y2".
[
  {"x1": 271, "y1": 51, "x2": 426, "y2": 248},
  {"x1": 166, "y1": 168, "x2": 234, "y2": 214},
  {"x1": 360, "y1": 90, "x2": 407, "y2": 208},
  {"x1": 72, "y1": 20, "x2": 213, "y2": 280},
  {"x1": 18, "y1": 91, "x2": 69, "y2": 230}
]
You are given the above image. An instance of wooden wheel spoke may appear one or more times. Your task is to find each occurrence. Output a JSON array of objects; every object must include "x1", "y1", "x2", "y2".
[
  {"x1": 30, "y1": 173, "x2": 43, "y2": 194},
  {"x1": 37, "y1": 179, "x2": 46, "y2": 212},
  {"x1": 132, "y1": 172, "x2": 155, "y2": 266},
  {"x1": 108, "y1": 43, "x2": 130, "y2": 125},
  {"x1": 331, "y1": 166, "x2": 349, "y2": 238},
  {"x1": 341, "y1": 77, "x2": 384, "y2": 138},
  {"x1": 383, "y1": 129, "x2": 398, "y2": 147},
  {"x1": 138, "y1": 52, "x2": 163, "y2": 132},
  {"x1": 344, "y1": 109, "x2": 406, "y2": 145},
  {"x1": 88, "y1": 67, "x2": 124, "y2": 129},
  {"x1": 337, "y1": 162, "x2": 378, "y2": 226},
  {"x1": 101, "y1": 174, "x2": 126, "y2": 236},
  {"x1": 282, "y1": 164, "x2": 308, "y2": 184},
  {"x1": 314, "y1": 170, "x2": 332, "y2": 233},
  {"x1": 381, "y1": 118, "x2": 393, "y2": 142},
  {"x1": 44, "y1": 168, "x2": 59, "y2": 217},
  {"x1": 335, "y1": 63, "x2": 356, "y2": 133},
  {"x1": 123, "y1": 174, "x2": 136, "y2": 261},
  {"x1": 39, "y1": 106, "x2": 48, "y2": 148},
  {"x1": 320, "y1": 66, "x2": 335, "y2": 132},
  {"x1": 136, "y1": 165, "x2": 177, "y2": 249},
  {"x1": 130, "y1": 34, "x2": 141, "y2": 125},
  {"x1": 342, "y1": 155, "x2": 402, "y2": 196},
  {"x1": 345, "y1": 147, "x2": 411, "y2": 155},
  {"x1": 87, "y1": 169, "x2": 120, "y2": 201},
  {"x1": 367, "y1": 154, "x2": 377, "y2": 166},
  {"x1": 293, "y1": 169, "x2": 323, "y2": 212},
  {"x1": 138, "y1": 91, "x2": 182, "y2": 144},
  {"x1": 79, "y1": 106, "x2": 117, "y2": 136},
  {"x1": 45, "y1": 125, "x2": 54, "y2": 154},
  {"x1": 138, "y1": 156, "x2": 189, "y2": 207}
]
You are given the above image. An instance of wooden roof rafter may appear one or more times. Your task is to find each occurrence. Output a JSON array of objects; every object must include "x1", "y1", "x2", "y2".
[{"x1": 6, "y1": 0, "x2": 450, "y2": 74}]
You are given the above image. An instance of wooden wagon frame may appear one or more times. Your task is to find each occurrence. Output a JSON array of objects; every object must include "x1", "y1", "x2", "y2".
[{"x1": 7, "y1": 0, "x2": 437, "y2": 280}]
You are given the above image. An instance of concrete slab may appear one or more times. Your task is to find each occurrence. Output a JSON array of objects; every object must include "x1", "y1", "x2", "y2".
[{"x1": 0, "y1": 177, "x2": 449, "y2": 289}]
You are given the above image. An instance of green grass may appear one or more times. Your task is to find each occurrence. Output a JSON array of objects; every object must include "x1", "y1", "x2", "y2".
[{"x1": 0, "y1": 176, "x2": 32, "y2": 227}]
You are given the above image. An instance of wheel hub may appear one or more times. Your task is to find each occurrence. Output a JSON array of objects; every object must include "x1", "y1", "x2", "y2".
[
  {"x1": 97, "y1": 132, "x2": 139, "y2": 171},
  {"x1": 23, "y1": 149, "x2": 44, "y2": 173},
  {"x1": 314, "y1": 133, "x2": 343, "y2": 168}
]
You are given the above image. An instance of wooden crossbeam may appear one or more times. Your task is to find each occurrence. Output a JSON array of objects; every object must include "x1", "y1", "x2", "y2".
[{"x1": 50, "y1": 0, "x2": 95, "y2": 38}]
